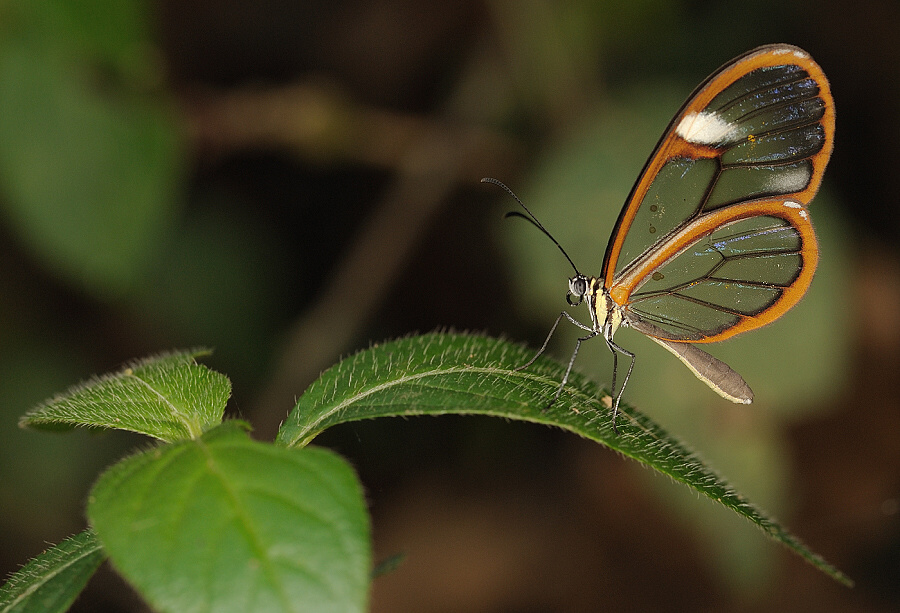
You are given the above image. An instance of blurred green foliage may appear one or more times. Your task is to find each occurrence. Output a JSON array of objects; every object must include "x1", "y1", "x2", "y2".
[{"x1": 0, "y1": 0, "x2": 182, "y2": 297}]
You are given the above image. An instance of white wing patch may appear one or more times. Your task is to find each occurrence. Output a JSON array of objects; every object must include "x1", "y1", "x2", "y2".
[
  {"x1": 783, "y1": 200, "x2": 809, "y2": 219},
  {"x1": 676, "y1": 111, "x2": 735, "y2": 146},
  {"x1": 765, "y1": 165, "x2": 811, "y2": 194}
]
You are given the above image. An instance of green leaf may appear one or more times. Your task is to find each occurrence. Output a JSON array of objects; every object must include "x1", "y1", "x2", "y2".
[
  {"x1": 277, "y1": 332, "x2": 852, "y2": 587},
  {"x1": 19, "y1": 349, "x2": 229, "y2": 442},
  {"x1": 0, "y1": 530, "x2": 105, "y2": 613},
  {"x1": 88, "y1": 422, "x2": 371, "y2": 613}
]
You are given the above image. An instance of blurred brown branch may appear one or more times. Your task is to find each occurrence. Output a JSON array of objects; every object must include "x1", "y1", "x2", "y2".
[{"x1": 184, "y1": 80, "x2": 518, "y2": 175}]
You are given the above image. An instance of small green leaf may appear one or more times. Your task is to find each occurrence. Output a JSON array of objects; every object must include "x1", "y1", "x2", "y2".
[
  {"x1": 88, "y1": 422, "x2": 371, "y2": 613},
  {"x1": 20, "y1": 349, "x2": 229, "y2": 442},
  {"x1": 0, "y1": 530, "x2": 105, "y2": 613},
  {"x1": 277, "y1": 332, "x2": 852, "y2": 587}
]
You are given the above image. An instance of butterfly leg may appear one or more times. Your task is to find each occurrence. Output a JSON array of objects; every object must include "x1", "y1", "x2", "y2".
[
  {"x1": 514, "y1": 311, "x2": 593, "y2": 372},
  {"x1": 604, "y1": 335, "x2": 635, "y2": 434},
  {"x1": 515, "y1": 311, "x2": 596, "y2": 412},
  {"x1": 546, "y1": 328, "x2": 598, "y2": 410}
]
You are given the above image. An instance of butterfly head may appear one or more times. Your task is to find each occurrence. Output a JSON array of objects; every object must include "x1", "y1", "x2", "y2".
[{"x1": 567, "y1": 274, "x2": 589, "y2": 306}]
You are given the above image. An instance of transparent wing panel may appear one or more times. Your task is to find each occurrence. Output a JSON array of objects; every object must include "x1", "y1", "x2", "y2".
[
  {"x1": 707, "y1": 216, "x2": 802, "y2": 254},
  {"x1": 625, "y1": 293, "x2": 743, "y2": 340},
  {"x1": 615, "y1": 158, "x2": 717, "y2": 277},
  {"x1": 625, "y1": 215, "x2": 804, "y2": 340},
  {"x1": 706, "y1": 65, "x2": 806, "y2": 116},
  {"x1": 708, "y1": 65, "x2": 820, "y2": 125},
  {"x1": 715, "y1": 252, "x2": 802, "y2": 285},
  {"x1": 679, "y1": 280, "x2": 782, "y2": 314},
  {"x1": 722, "y1": 124, "x2": 826, "y2": 165},
  {"x1": 708, "y1": 161, "x2": 812, "y2": 208},
  {"x1": 710, "y1": 97, "x2": 826, "y2": 147}
]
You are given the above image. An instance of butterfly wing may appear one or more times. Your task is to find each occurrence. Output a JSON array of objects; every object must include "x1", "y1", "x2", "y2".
[{"x1": 602, "y1": 44, "x2": 834, "y2": 343}]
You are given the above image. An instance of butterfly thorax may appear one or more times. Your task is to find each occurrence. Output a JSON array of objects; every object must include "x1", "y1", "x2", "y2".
[{"x1": 567, "y1": 274, "x2": 623, "y2": 341}]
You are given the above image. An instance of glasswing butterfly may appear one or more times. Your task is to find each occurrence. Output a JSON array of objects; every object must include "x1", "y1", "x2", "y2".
[{"x1": 487, "y1": 43, "x2": 835, "y2": 432}]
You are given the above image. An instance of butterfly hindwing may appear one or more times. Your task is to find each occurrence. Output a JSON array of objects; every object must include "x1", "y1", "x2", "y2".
[{"x1": 622, "y1": 200, "x2": 817, "y2": 341}]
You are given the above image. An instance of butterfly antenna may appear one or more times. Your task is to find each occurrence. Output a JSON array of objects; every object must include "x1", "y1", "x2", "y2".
[{"x1": 481, "y1": 177, "x2": 581, "y2": 275}]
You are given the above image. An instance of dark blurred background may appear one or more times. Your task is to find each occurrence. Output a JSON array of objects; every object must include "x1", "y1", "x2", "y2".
[{"x1": 1, "y1": 0, "x2": 898, "y2": 611}]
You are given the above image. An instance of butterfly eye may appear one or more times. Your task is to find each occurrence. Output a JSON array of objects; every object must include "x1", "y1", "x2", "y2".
[{"x1": 567, "y1": 275, "x2": 587, "y2": 305}]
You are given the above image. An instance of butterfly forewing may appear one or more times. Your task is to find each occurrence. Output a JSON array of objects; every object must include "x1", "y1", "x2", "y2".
[
  {"x1": 604, "y1": 45, "x2": 834, "y2": 287},
  {"x1": 603, "y1": 44, "x2": 833, "y2": 345}
]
